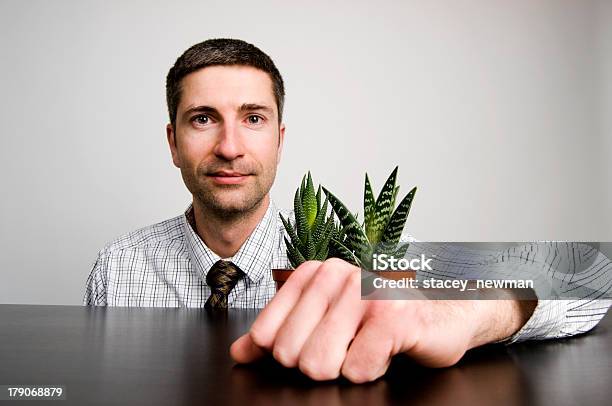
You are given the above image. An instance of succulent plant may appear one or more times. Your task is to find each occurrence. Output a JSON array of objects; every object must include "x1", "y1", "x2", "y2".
[
  {"x1": 280, "y1": 172, "x2": 356, "y2": 268},
  {"x1": 323, "y1": 166, "x2": 417, "y2": 270}
]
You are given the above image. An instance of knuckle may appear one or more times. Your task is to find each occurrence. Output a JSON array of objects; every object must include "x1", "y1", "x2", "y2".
[
  {"x1": 298, "y1": 259, "x2": 323, "y2": 271},
  {"x1": 311, "y1": 265, "x2": 333, "y2": 284},
  {"x1": 324, "y1": 257, "x2": 347, "y2": 268},
  {"x1": 248, "y1": 325, "x2": 271, "y2": 350},
  {"x1": 341, "y1": 363, "x2": 377, "y2": 384},
  {"x1": 299, "y1": 357, "x2": 340, "y2": 381},
  {"x1": 309, "y1": 267, "x2": 335, "y2": 289},
  {"x1": 292, "y1": 260, "x2": 321, "y2": 281},
  {"x1": 313, "y1": 258, "x2": 354, "y2": 283},
  {"x1": 272, "y1": 344, "x2": 298, "y2": 368},
  {"x1": 325, "y1": 257, "x2": 356, "y2": 275}
]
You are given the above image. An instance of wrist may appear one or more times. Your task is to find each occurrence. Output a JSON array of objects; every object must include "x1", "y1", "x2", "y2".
[{"x1": 468, "y1": 292, "x2": 537, "y2": 348}]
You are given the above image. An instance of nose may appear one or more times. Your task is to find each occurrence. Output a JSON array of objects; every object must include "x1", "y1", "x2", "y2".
[{"x1": 213, "y1": 121, "x2": 244, "y2": 161}]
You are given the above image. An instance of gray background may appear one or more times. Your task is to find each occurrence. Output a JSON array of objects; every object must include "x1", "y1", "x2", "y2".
[{"x1": 1, "y1": 0, "x2": 610, "y2": 305}]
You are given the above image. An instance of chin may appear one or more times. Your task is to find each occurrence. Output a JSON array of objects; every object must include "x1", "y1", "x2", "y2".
[{"x1": 205, "y1": 192, "x2": 265, "y2": 216}]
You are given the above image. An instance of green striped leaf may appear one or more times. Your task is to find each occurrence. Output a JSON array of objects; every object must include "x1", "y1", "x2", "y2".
[
  {"x1": 314, "y1": 219, "x2": 334, "y2": 260},
  {"x1": 392, "y1": 186, "x2": 399, "y2": 210},
  {"x1": 298, "y1": 174, "x2": 305, "y2": 203},
  {"x1": 314, "y1": 245, "x2": 329, "y2": 261},
  {"x1": 334, "y1": 221, "x2": 347, "y2": 242},
  {"x1": 311, "y1": 195, "x2": 329, "y2": 242},
  {"x1": 380, "y1": 186, "x2": 417, "y2": 246},
  {"x1": 285, "y1": 236, "x2": 306, "y2": 268},
  {"x1": 279, "y1": 213, "x2": 302, "y2": 252},
  {"x1": 305, "y1": 233, "x2": 315, "y2": 259},
  {"x1": 302, "y1": 172, "x2": 318, "y2": 228},
  {"x1": 315, "y1": 214, "x2": 335, "y2": 254},
  {"x1": 393, "y1": 243, "x2": 410, "y2": 259},
  {"x1": 358, "y1": 246, "x2": 376, "y2": 270},
  {"x1": 323, "y1": 187, "x2": 369, "y2": 256},
  {"x1": 294, "y1": 188, "x2": 308, "y2": 245},
  {"x1": 364, "y1": 173, "x2": 377, "y2": 242},
  {"x1": 374, "y1": 240, "x2": 397, "y2": 255},
  {"x1": 370, "y1": 166, "x2": 399, "y2": 244},
  {"x1": 330, "y1": 238, "x2": 359, "y2": 266}
]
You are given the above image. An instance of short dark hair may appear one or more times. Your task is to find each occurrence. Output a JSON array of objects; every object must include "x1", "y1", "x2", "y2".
[{"x1": 165, "y1": 38, "x2": 285, "y2": 127}]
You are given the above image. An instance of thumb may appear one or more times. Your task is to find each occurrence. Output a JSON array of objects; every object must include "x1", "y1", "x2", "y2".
[{"x1": 230, "y1": 332, "x2": 267, "y2": 364}]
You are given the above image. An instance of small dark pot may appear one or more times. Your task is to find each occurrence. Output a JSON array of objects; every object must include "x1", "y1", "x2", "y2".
[{"x1": 272, "y1": 269, "x2": 294, "y2": 291}]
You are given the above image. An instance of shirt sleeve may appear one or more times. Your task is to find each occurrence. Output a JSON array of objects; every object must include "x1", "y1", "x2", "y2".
[
  {"x1": 401, "y1": 236, "x2": 611, "y2": 343},
  {"x1": 499, "y1": 298, "x2": 611, "y2": 344},
  {"x1": 497, "y1": 242, "x2": 612, "y2": 343},
  {"x1": 83, "y1": 249, "x2": 109, "y2": 306}
]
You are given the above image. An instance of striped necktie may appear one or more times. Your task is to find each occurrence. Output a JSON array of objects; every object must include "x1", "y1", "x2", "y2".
[{"x1": 205, "y1": 260, "x2": 245, "y2": 309}]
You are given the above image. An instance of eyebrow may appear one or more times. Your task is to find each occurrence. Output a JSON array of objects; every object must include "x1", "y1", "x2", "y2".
[{"x1": 183, "y1": 103, "x2": 274, "y2": 117}]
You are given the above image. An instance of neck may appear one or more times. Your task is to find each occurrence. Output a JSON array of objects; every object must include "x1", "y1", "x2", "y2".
[{"x1": 192, "y1": 195, "x2": 271, "y2": 259}]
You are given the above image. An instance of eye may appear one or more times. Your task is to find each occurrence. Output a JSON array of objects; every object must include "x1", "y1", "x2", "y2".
[
  {"x1": 192, "y1": 114, "x2": 210, "y2": 126},
  {"x1": 247, "y1": 115, "x2": 263, "y2": 125}
]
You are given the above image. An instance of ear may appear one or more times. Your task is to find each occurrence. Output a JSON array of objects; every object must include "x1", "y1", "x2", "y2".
[
  {"x1": 276, "y1": 122, "x2": 285, "y2": 164},
  {"x1": 166, "y1": 123, "x2": 181, "y2": 168}
]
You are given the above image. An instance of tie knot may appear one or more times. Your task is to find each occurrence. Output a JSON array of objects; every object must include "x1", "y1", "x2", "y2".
[{"x1": 206, "y1": 260, "x2": 244, "y2": 295}]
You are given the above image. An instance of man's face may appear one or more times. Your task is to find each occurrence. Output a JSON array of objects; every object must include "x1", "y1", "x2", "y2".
[{"x1": 167, "y1": 65, "x2": 285, "y2": 217}]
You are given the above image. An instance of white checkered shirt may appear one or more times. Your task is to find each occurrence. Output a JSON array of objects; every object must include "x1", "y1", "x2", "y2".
[
  {"x1": 84, "y1": 200, "x2": 290, "y2": 309},
  {"x1": 84, "y1": 201, "x2": 610, "y2": 344}
]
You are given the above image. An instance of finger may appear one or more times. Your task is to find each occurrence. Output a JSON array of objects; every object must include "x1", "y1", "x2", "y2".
[
  {"x1": 249, "y1": 260, "x2": 321, "y2": 350},
  {"x1": 229, "y1": 333, "x2": 267, "y2": 364},
  {"x1": 297, "y1": 270, "x2": 367, "y2": 380},
  {"x1": 341, "y1": 315, "x2": 396, "y2": 383},
  {"x1": 272, "y1": 259, "x2": 357, "y2": 368}
]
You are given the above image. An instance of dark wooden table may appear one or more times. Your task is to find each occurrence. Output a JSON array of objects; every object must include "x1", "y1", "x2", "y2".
[{"x1": 0, "y1": 305, "x2": 610, "y2": 405}]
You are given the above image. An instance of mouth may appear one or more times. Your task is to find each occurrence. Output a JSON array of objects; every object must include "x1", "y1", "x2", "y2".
[{"x1": 207, "y1": 171, "x2": 252, "y2": 185}]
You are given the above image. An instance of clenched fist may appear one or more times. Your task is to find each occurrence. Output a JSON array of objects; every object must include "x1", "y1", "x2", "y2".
[{"x1": 230, "y1": 259, "x2": 535, "y2": 383}]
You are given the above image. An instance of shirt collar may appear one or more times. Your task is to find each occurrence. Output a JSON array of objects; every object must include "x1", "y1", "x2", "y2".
[{"x1": 182, "y1": 200, "x2": 279, "y2": 284}]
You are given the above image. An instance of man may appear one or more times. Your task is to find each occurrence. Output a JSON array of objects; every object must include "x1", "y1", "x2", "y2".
[{"x1": 84, "y1": 38, "x2": 610, "y2": 383}]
